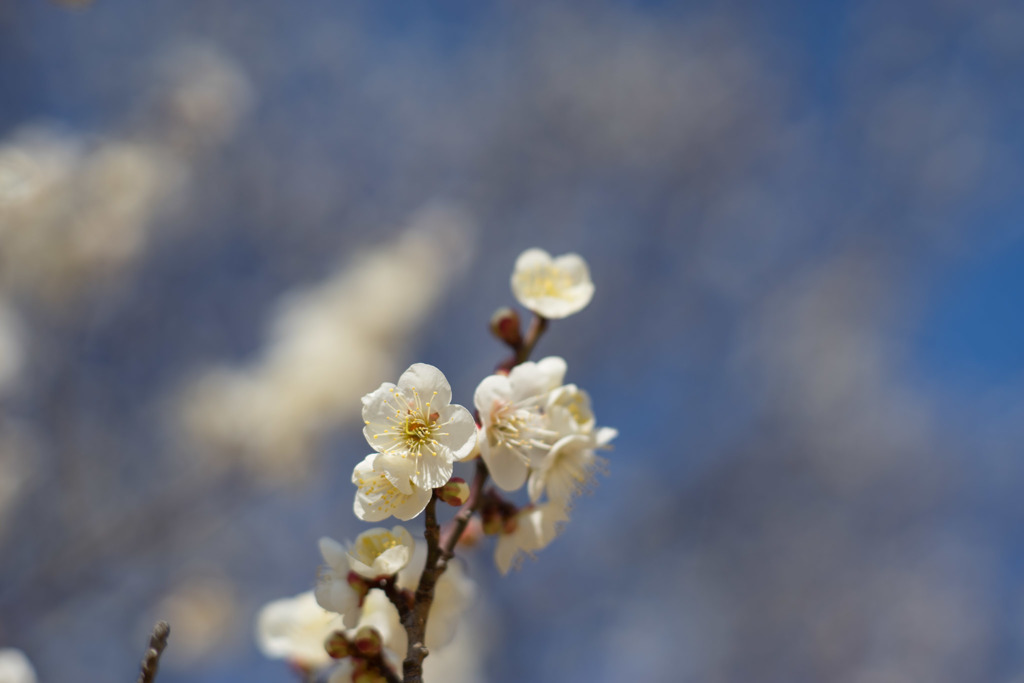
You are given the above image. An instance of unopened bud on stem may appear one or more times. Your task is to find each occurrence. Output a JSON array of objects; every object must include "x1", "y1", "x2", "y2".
[
  {"x1": 324, "y1": 631, "x2": 352, "y2": 659},
  {"x1": 437, "y1": 477, "x2": 470, "y2": 506},
  {"x1": 490, "y1": 307, "x2": 522, "y2": 348},
  {"x1": 353, "y1": 626, "x2": 383, "y2": 657}
]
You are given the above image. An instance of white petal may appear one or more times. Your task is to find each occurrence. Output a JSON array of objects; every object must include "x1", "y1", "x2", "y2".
[
  {"x1": 595, "y1": 426, "x2": 618, "y2": 447},
  {"x1": 413, "y1": 450, "x2": 454, "y2": 490},
  {"x1": 440, "y1": 404, "x2": 478, "y2": 460},
  {"x1": 375, "y1": 453, "x2": 418, "y2": 493},
  {"x1": 509, "y1": 356, "x2": 566, "y2": 400},
  {"x1": 481, "y1": 442, "x2": 529, "y2": 492},
  {"x1": 256, "y1": 592, "x2": 338, "y2": 667},
  {"x1": 373, "y1": 545, "x2": 412, "y2": 575},
  {"x1": 513, "y1": 247, "x2": 553, "y2": 272},
  {"x1": 473, "y1": 374, "x2": 511, "y2": 417},
  {"x1": 425, "y1": 559, "x2": 475, "y2": 651},
  {"x1": 552, "y1": 252, "x2": 591, "y2": 284},
  {"x1": 393, "y1": 485, "x2": 432, "y2": 521},
  {"x1": 397, "y1": 363, "x2": 452, "y2": 408},
  {"x1": 494, "y1": 534, "x2": 518, "y2": 575},
  {"x1": 319, "y1": 537, "x2": 348, "y2": 569}
]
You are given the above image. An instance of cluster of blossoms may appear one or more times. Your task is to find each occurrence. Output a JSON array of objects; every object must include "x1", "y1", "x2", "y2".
[{"x1": 257, "y1": 248, "x2": 616, "y2": 682}]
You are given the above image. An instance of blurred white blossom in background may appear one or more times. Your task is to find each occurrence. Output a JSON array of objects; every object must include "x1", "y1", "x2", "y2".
[
  {"x1": 177, "y1": 205, "x2": 476, "y2": 481},
  {"x1": 0, "y1": 649, "x2": 36, "y2": 683}
]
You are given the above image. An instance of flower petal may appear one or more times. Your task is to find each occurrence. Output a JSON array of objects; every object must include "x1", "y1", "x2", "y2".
[
  {"x1": 438, "y1": 404, "x2": 478, "y2": 461},
  {"x1": 396, "y1": 363, "x2": 452, "y2": 409},
  {"x1": 481, "y1": 442, "x2": 529, "y2": 491}
]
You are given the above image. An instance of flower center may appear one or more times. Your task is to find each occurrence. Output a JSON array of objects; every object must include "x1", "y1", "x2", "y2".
[
  {"x1": 522, "y1": 266, "x2": 573, "y2": 299},
  {"x1": 358, "y1": 532, "x2": 402, "y2": 559},
  {"x1": 404, "y1": 416, "x2": 434, "y2": 442}
]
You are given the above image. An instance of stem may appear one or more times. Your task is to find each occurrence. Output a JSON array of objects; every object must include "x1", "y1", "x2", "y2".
[
  {"x1": 378, "y1": 576, "x2": 413, "y2": 625},
  {"x1": 402, "y1": 495, "x2": 442, "y2": 682},
  {"x1": 136, "y1": 621, "x2": 170, "y2": 683},
  {"x1": 439, "y1": 461, "x2": 489, "y2": 563},
  {"x1": 516, "y1": 315, "x2": 548, "y2": 364}
]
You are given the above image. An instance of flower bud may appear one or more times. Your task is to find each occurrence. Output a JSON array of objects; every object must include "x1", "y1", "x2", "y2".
[
  {"x1": 324, "y1": 630, "x2": 352, "y2": 659},
  {"x1": 489, "y1": 307, "x2": 522, "y2": 348},
  {"x1": 353, "y1": 626, "x2": 383, "y2": 657},
  {"x1": 437, "y1": 477, "x2": 470, "y2": 507}
]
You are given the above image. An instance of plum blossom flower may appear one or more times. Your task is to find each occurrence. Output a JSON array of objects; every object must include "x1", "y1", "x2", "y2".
[
  {"x1": 347, "y1": 526, "x2": 415, "y2": 579},
  {"x1": 528, "y1": 386, "x2": 617, "y2": 504},
  {"x1": 362, "y1": 363, "x2": 477, "y2": 491},
  {"x1": 510, "y1": 248, "x2": 594, "y2": 319},
  {"x1": 474, "y1": 356, "x2": 566, "y2": 491},
  {"x1": 314, "y1": 537, "x2": 361, "y2": 626},
  {"x1": 255, "y1": 591, "x2": 343, "y2": 669},
  {"x1": 494, "y1": 501, "x2": 569, "y2": 575},
  {"x1": 352, "y1": 453, "x2": 432, "y2": 522}
]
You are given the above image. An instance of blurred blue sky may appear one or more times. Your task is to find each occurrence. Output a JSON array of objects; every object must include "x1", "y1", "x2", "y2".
[{"x1": 2, "y1": 1, "x2": 1024, "y2": 682}]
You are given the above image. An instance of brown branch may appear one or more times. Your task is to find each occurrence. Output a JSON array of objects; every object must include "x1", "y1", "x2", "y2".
[
  {"x1": 377, "y1": 575, "x2": 413, "y2": 624},
  {"x1": 401, "y1": 495, "x2": 442, "y2": 682},
  {"x1": 439, "y1": 461, "x2": 489, "y2": 563},
  {"x1": 136, "y1": 621, "x2": 170, "y2": 683},
  {"x1": 516, "y1": 315, "x2": 548, "y2": 364}
]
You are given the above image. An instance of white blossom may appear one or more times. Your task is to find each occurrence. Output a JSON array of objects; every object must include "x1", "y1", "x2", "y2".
[
  {"x1": 510, "y1": 248, "x2": 594, "y2": 319},
  {"x1": 527, "y1": 387, "x2": 617, "y2": 504},
  {"x1": 314, "y1": 538, "x2": 361, "y2": 626},
  {"x1": 362, "y1": 363, "x2": 476, "y2": 491},
  {"x1": 255, "y1": 591, "x2": 342, "y2": 669},
  {"x1": 0, "y1": 650, "x2": 35, "y2": 683},
  {"x1": 474, "y1": 357, "x2": 566, "y2": 491},
  {"x1": 347, "y1": 526, "x2": 415, "y2": 579},
  {"x1": 352, "y1": 453, "x2": 432, "y2": 522},
  {"x1": 494, "y1": 501, "x2": 569, "y2": 575}
]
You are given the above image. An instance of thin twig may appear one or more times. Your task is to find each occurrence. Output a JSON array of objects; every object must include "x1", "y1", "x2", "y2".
[
  {"x1": 439, "y1": 461, "x2": 489, "y2": 564},
  {"x1": 402, "y1": 495, "x2": 442, "y2": 682},
  {"x1": 516, "y1": 315, "x2": 548, "y2": 364},
  {"x1": 136, "y1": 621, "x2": 170, "y2": 683},
  {"x1": 378, "y1": 575, "x2": 413, "y2": 624}
]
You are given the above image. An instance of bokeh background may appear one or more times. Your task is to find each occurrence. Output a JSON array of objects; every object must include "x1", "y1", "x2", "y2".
[{"x1": 2, "y1": 0, "x2": 1024, "y2": 681}]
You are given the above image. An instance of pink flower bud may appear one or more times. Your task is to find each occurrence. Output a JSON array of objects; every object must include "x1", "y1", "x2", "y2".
[
  {"x1": 353, "y1": 626, "x2": 383, "y2": 657},
  {"x1": 489, "y1": 307, "x2": 522, "y2": 348},
  {"x1": 324, "y1": 630, "x2": 352, "y2": 659},
  {"x1": 437, "y1": 477, "x2": 470, "y2": 507}
]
